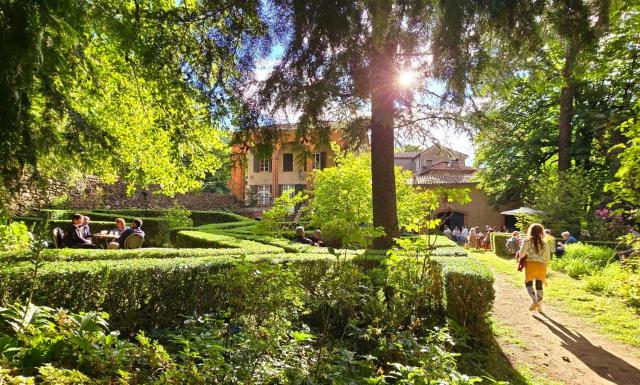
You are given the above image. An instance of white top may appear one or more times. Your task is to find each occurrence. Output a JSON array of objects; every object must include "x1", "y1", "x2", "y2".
[
  {"x1": 518, "y1": 238, "x2": 550, "y2": 264},
  {"x1": 452, "y1": 228, "x2": 461, "y2": 236},
  {"x1": 461, "y1": 228, "x2": 469, "y2": 238}
]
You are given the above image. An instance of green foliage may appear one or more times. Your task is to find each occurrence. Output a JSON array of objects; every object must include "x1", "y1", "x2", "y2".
[
  {"x1": 608, "y1": 116, "x2": 640, "y2": 205},
  {"x1": 528, "y1": 166, "x2": 593, "y2": 236},
  {"x1": 551, "y1": 243, "x2": 616, "y2": 278},
  {"x1": 490, "y1": 233, "x2": 513, "y2": 258},
  {"x1": 0, "y1": 221, "x2": 31, "y2": 253},
  {"x1": 255, "y1": 192, "x2": 307, "y2": 236},
  {"x1": 159, "y1": 203, "x2": 193, "y2": 230},
  {"x1": 310, "y1": 148, "x2": 469, "y2": 247},
  {"x1": 439, "y1": 257, "x2": 495, "y2": 336},
  {"x1": 473, "y1": 4, "x2": 640, "y2": 207},
  {"x1": 174, "y1": 230, "x2": 284, "y2": 252},
  {"x1": 585, "y1": 263, "x2": 640, "y2": 310},
  {"x1": 1, "y1": 0, "x2": 266, "y2": 194},
  {"x1": 159, "y1": 203, "x2": 193, "y2": 243}
]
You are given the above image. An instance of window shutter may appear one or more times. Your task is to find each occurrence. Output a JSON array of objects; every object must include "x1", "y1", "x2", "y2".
[
  {"x1": 268, "y1": 158, "x2": 272, "y2": 172},
  {"x1": 278, "y1": 184, "x2": 283, "y2": 197},
  {"x1": 253, "y1": 155, "x2": 260, "y2": 173},
  {"x1": 283, "y1": 153, "x2": 293, "y2": 172},
  {"x1": 320, "y1": 152, "x2": 327, "y2": 170}
]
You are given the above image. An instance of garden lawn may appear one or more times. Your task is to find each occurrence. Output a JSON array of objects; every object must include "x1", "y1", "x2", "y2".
[{"x1": 471, "y1": 250, "x2": 640, "y2": 348}]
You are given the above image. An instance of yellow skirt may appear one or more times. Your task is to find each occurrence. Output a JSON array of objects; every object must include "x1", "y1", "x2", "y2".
[{"x1": 525, "y1": 261, "x2": 547, "y2": 284}]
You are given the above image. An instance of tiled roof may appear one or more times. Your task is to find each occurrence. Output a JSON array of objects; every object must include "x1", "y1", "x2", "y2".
[
  {"x1": 394, "y1": 151, "x2": 421, "y2": 159},
  {"x1": 413, "y1": 174, "x2": 476, "y2": 185}
]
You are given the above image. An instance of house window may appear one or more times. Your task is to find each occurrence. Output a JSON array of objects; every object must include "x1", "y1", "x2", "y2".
[
  {"x1": 282, "y1": 184, "x2": 295, "y2": 197},
  {"x1": 257, "y1": 185, "x2": 272, "y2": 205},
  {"x1": 312, "y1": 153, "x2": 322, "y2": 170},
  {"x1": 283, "y1": 153, "x2": 294, "y2": 172},
  {"x1": 259, "y1": 158, "x2": 270, "y2": 172}
]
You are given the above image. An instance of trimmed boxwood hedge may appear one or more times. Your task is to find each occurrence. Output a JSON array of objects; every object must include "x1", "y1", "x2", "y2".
[
  {"x1": 0, "y1": 252, "x2": 493, "y2": 335},
  {"x1": 173, "y1": 231, "x2": 284, "y2": 252},
  {"x1": 490, "y1": 232, "x2": 513, "y2": 258},
  {"x1": 0, "y1": 247, "x2": 289, "y2": 263},
  {"x1": 92, "y1": 209, "x2": 249, "y2": 226},
  {"x1": 439, "y1": 257, "x2": 494, "y2": 335}
]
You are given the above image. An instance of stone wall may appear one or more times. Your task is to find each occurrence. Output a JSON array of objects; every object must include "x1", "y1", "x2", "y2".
[{"x1": 5, "y1": 176, "x2": 239, "y2": 214}]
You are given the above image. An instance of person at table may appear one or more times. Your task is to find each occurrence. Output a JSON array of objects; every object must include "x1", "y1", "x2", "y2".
[
  {"x1": 81, "y1": 215, "x2": 93, "y2": 240},
  {"x1": 108, "y1": 219, "x2": 145, "y2": 249},
  {"x1": 63, "y1": 214, "x2": 96, "y2": 249},
  {"x1": 309, "y1": 229, "x2": 325, "y2": 247},
  {"x1": 113, "y1": 218, "x2": 129, "y2": 235},
  {"x1": 294, "y1": 226, "x2": 313, "y2": 245}
]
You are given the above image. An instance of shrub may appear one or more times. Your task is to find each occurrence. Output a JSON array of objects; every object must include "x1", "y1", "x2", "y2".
[
  {"x1": 404, "y1": 234, "x2": 459, "y2": 248},
  {"x1": 0, "y1": 247, "x2": 288, "y2": 263},
  {"x1": 585, "y1": 263, "x2": 640, "y2": 309},
  {"x1": 173, "y1": 230, "x2": 284, "y2": 252},
  {"x1": 552, "y1": 243, "x2": 616, "y2": 278},
  {"x1": 438, "y1": 257, "x2": 495, "y2": 336},
  {"x1": 88, "y1": 209, "x2": 249, "y2": 226},
  {"x1": 0, "y1": 221, "x2": 31, "y2": 252},
  {"x1": 490, "y1": 232, "x2": 513, "y2": 258},
  {"x1": 0, "y1": 252, "x2": 494, "y2": 336},
  {"x1": 255, "y1": 192, "x2": 306, "y2": 236},
  {"x1": 430, "y1": 247, "x2": 468, "y2": 257}
]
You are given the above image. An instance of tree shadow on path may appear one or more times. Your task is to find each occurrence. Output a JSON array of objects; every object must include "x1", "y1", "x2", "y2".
[{"x1": 533, "y1": 312, "x2": 640, "y2": 385}]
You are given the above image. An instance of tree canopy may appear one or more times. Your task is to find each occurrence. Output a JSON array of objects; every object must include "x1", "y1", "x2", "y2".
[
  {"x1": 239, "y1": 0, "x2": 541, "y2": 246},
  {"x1": 1, "y1": 0, "x2": 265, "y2": 195},
  {"x1": 473, "y1": 1, "x2": 639, "y2": 204}
]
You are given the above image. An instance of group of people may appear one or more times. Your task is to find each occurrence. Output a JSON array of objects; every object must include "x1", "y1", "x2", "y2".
[
  {"x1": 506, "y1": 229, "x2": 577, "y2": 258},
  {"x1": 62, "y1": 214, "x2": 145, "y2": 250},
  {"x1": 443, "y1": 225, "x2": 500, "y2": 250},
  {"x1": 293, "y1": 226, "x2": 325, "y2": 247}
]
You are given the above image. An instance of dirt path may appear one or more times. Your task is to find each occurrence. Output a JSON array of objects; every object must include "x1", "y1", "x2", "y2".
[{"x1": 492, "y1": 273, "x2": 640, "y2": 385}]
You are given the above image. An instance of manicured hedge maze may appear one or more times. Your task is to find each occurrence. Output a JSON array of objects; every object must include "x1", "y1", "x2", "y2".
[{"x1": 2, "y1": 209, "x2": 494, "y2": 336}]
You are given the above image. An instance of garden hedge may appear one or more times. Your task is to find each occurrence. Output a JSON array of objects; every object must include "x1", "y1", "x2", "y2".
[
  {"x1": 173, "y1": 230, "x2": 284, "y2": 252},
  {"x1": 490, "y1": 232, "x2": 513, "y2": 258},
  {"x1": 92, "y1": 209, "x2": 249, "y2": 226},
  {"x1": 0, "y1": 253, "x2": 494, "y2": 335},
  {"x1": 439, "y1": 257, "x2": 495, "y2": 335},
  {"x1": 0, "y1": 247, "x2": 289, "y2": 263}
]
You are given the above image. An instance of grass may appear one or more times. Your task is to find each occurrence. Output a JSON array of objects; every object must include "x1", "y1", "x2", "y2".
[{"x1": 470, "y1": 250, "x2": 640, "y2": 348}]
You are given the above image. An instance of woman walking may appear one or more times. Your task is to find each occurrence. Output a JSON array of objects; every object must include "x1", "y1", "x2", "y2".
[{"x1": 517, "y1": 223, "x2": 550, "y2": 311}]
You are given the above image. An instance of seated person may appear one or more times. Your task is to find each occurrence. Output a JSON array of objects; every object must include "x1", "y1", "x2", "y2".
[
  {"x1": 505, "y1": 231, "x2": 520, "y2": 255},
  {"x1": 113, "y1": 218, "x2": 129, "y2": 234},
  {"x1": 63, "y1": 214, "x2": 96, "y2": 249},
  {"x1": 82, "y1": 215, "x2": 93, "y2": 240},
  {"x1": 309, "y1": 229, "x2": 325, "y2": 247},
  {"x1": 108, "y1": 219, "x2": 145, "y2": 249},
  {"x1": 294, "y1": 226, "x2": 313, "y2": 245},
  {"x1": 561, "y1": 231, "x2": 578, "y2": 245}
]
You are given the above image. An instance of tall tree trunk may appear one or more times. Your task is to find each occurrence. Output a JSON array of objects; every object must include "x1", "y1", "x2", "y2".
[
  {"x1": 370, "y1": 75, "x2": 399, "y2": 248},
  {"x1": 369, "y1": 1, "x2": 399, "y2": 249},
  {"x1": 558, "y1": 43, "x2": 578, "y2": 173}
]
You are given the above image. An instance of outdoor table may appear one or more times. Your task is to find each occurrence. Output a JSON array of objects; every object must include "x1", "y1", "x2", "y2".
[{"x1": 93, "y1": 233, "x2": 119, "y2": 248}]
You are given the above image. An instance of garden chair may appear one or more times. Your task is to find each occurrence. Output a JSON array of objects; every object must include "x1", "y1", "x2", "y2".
[
  {"x1": 124, "y1": 233, "x2": 144, "y2": 249},
  {"x1": 52, "y1": 227, "x2": 64, "y2": 249}
]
